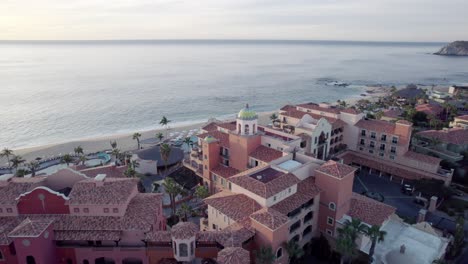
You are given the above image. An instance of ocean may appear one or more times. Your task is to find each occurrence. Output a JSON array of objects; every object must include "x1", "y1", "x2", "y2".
[{"x1": 1, "y1": 40, "x2": 467, "y2": 149}]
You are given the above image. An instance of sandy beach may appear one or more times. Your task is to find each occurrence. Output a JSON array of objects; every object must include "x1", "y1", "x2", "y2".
[{"x1": 4, "y1": 87, "x2": 390, "y2": 163}]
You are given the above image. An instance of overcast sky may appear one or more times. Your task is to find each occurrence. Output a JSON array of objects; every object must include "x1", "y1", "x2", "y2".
[{"x1": 1, "y1": 0, "x2": 467, "y2": 41}]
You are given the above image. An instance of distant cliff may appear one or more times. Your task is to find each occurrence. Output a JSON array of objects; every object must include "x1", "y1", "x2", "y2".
[{"x1": 434, "y1": 41, "x2": 468, "y2": 56}]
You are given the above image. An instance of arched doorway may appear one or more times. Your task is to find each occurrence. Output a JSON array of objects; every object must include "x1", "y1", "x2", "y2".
[{"x1": 26, "y1": 256, "x2": 36, "y2": 264}]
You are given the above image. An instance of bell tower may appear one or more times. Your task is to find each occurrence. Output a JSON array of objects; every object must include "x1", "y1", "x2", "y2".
[{"x1": 236, "y1": 104, "x2": 258, "y2": 136}]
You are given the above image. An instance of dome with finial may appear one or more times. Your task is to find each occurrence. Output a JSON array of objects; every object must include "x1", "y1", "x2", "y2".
[{"x1": 237, "y1": 104, "x2": 257, "y2": 120}]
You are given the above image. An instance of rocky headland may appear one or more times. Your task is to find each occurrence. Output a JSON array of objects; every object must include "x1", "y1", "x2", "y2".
[{"x1": 434, "y1": 41, "x2": 468, "y2": 56}]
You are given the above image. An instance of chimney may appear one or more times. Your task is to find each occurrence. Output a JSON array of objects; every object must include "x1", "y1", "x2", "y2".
[
  {"x1": 417, "y1": 209, "x2": 427, "y2": 223},
  {"x1": 428, "y1": 196, "x2": 438, "y2": 212}
]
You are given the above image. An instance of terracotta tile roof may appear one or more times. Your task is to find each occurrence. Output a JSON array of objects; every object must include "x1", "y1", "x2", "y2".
[
  {"x1": 68, "y1": 177, "x2": 138, "y2": 205},
  {"x1": 340, "y1": 108, "x2": 361, "y2": 114},
  {"x1": 280, "y1": 105, "x2": 344, "y2": 127},
  {"x1": 122, "y1": 193, "x2": 163, "y2": 231},
  {"x1": 315, "y1": 160, "x2": 356, "y2": 179},
  {"x1": 249, "y1": 145, "x2": 283, "y2": 163},
  {"x1": 202, "y1": 122, "x2": 219, "y2": 132},
  {"x1": 0, "y1": 217, "x2": 22, "y2": 245},
  {"x1": 416, "y1": 127, "x2": 468, "y2": 145},
  {"x1": 217, "y1": 247, "x2": 250, "y2": 264},
  {"x1": 196, "y1": 224, "x2": 255, "y2": 247},
  {"x1": 455, "y1": 115, "x2": 468, "y2": 121},
  {"x1": 331, "y1": 119, "x2": 347, "y2": 129},
  {"x1": 229, "y1": 170, "x2": 300, "y2": 198},
  {"x1": 415, "y1": 104, "x2": 444, "y2": 116},
  {"x1": 383, "y1": 109, "x2": 403, "y2": 118},
  {"x1": 395, "y1": 119, "x2": 412, "y2": 125},
  {"x1": 355, "y1": 119, "x2": 397, "y2": 134},
  {"x1": 0, "y1": 177, "x2": 46, "y2": 205},
  {"x1": 271, "y1": 177, "x2": 320, "y2": 215},
  {"x1": 8, "y1": 218, "x2": 53, "y2": 237},
  {"x1": 348, "y1": 193, "x2": 396, "y2": 226},
  {"x1": 55, "y1": 215, "x2": 122, "y2": 231},
  {"x1": 297, "y1": 103, "x2": 341, "y2": 114},
  {"x1": 250, "y1": 208, "x2": 288, "y2": 230},
  {"x1": 204, "y1": 191, "x2": 261, "y2": 223},
  {"x1": 339, "y1": 151, "x2": 442, "y2": 181},
  {"x1": 212, "y1": 165, "x2": 239, "y2": 179},
  {"x1": 404, "y1": 151, "x2": 442, "y2": 164},
  {"x1": 197, "y1": 131, "x2": 230, "y2": 148},
  {"x1": 145, "y1": 231, "x2": 172, "y2": 242},
  {"x1": 79, "y1": 165, "x2": 128, "y2": 178},
  {"x1": 54, "y1": 230, "x2": 121, "y2": 241},
  {"x1": 217, "y1": 121, "x2": 237, "y2": 131},
  {"x1": 171, "y1": 222, "x2": 198, "y2": 239}
]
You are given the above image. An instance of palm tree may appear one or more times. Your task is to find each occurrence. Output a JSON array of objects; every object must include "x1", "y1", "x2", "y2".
[
  {"x1": 79, "y1": 155, "x2": 87, "y2": 165},
  {"x1": 183, "y1": 137, "x2": 192, "y2": 152},
  {"x1": 133, "y1": 132, "x2": 142, "y2": 150},
  {"x1": 74, "y1": 146, "x2": 84, "y2": 156},
  {"x1": 340, "y1": 101, "x2": 348, "y2": 108},
  {"x1": 61, "y1": 154, "x2": 73, "y2": 166},
  {"x1": 10, "y1": 155, "x2": 25, "y2": 173},
  {"x1": 429, "y1": 137, "x2": 442, "y2": 147},
  {"x1": 156, "y1": 132, "x2": 164, "y2": 142},
  {"x1": 162, "y1": 177, "x2": 183, "y2": 216},
  {"x1": 284, "y1": 240, "x2": 304, "y2": 264},
  {"x1": 255, "y1": 246, "x2": 276, "y2": 264},
  {"x1": 111, "y1": 148, "x2": 120, "y2": 164},
  {"x1": 160, "y1": 116, "x2": 171, "y2": 138},
  {"x1": 160, "y1": 143, "x2": 172, "y2": 171},
  {"x1": 1, "y1": 148, "x2": 14, "y2": 167},
  {"x1": 176, "y1": 203, "x2": 194, "y2": 222},
  {"x1": 364, "y1": 225, "x2": 387, "y2": 263},
  {"x1": 27, "y1": 161, "x2": 40, "y2": 177},
  {"x1": 130, "y1": 159, "x2": 140, "y2": 170},
  {"x1": 270, "y1": 113, "x2": 278, "y2": 122},
  {"x1": 336, "y1": 235, "x2": 357, "y2": 264},
  {"x1": 124, "y1": 167, "x2": 137, "y2": 178},
  {"x1": 110, "y1": 140, "x2": 117, "y2": 149},
  {"x1": 195, "y1": 185, "x2": 210, "y2": 200}
]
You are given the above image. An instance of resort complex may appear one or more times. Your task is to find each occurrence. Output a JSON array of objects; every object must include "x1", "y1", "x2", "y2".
[{"x1": 0, "y1": 101, "x2": 463, "y2": 264}]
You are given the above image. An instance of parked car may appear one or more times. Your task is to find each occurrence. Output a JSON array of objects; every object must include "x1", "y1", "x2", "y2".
[{"x1": 401, "y1": 184, "x2": 414, "y2": 195}]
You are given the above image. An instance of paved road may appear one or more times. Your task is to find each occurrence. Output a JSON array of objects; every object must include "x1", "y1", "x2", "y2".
[{"x1": 353, "y1": 170, "x2": 423, "y2": 219}]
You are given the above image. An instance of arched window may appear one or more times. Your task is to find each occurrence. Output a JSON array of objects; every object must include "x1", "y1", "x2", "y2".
[
  {"x1": 26, "y1": 256, "x2": 36, "y2": 264},
  {"x1": 329, "y1": 202, "x2": 336, "y2": 211},
  {"x1": 179, "y1": 243, "x2": 188, "y2": 257},
  {"x1": 174, "y1": 241, "x2": 177, "y2": 255},
  {"x1": 238, "y1": 124, "x2": 241, "y2": 134},
  {"x1": 244, "y1": 124, "x2": 250, "y2": 134},
  {"x1": 276, "y1": 247, "x2": 283, "y2": 259},
  {"x1": 253, "y1": 124, "x2": 256, "y2": 134},
  {"x1": 0, "y1": 250, "x2": 4, "y2": 261}
]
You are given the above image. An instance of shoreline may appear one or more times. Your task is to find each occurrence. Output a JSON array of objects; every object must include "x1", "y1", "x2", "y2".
[{"x1": 4, "y1": 87, "x2": 390, "y2": 163}]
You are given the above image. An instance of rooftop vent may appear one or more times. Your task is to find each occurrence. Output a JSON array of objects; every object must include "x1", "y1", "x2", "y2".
[{"x1": 256, "y1": 175, "x2": 263, "y2": 180}]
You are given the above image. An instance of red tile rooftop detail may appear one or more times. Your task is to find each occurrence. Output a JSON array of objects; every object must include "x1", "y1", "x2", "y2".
[
  {"x1": 315, "y1": 160, "x2": 356, "y2": 179},
  {"x1": 416, "y1": 127, "x2": 468, "y2": 145},
  {"x1": 355, "y1": 119, "x2": 398, "y2": 134},
  {"x1": 455, "y1": 115, "x2": 468, "y2": 121},
  {"x1": 0, "y1": 177, "x2": 46, "y2": 205},
  {"x1": 171, "y1": 222, "x2": 198, "y2": 239},
  {"x1": 280, "y1": 105, "x2": 345, "y2": 128},
  {"x1": 249, "y1": 145, "x2": 283, "y2": 163},
  {"x1": 8, "y1": 218, "x2": 53, "y2": 238},
  {"x1": 68, "y1": 177, "x2": 138, "y2": 205},
  {"x1": 145, "y1": 230, "x2": 172, "y2": 242},
  {"x1": 250, "y1": 208, "x2": 288, "y2": 230},
  {"x1": 404, "y1": 151, "x2": 442, "y2": 164},
  {"x1": 55, "y1": 230, "x2": 121, "y2": 241},
  {"x1": 383, "y1": 109, "x2": 403, "y2": 118},
  {"x1": 297, "y1": 103, "x2": 341, "y2": 114},
  {"x1": 0, "y1": 217, "x2": 23, "y2": 245},
  {"x1": 211, "y1": 165, "x2": 239, "y2": 179},
  {"x1": 271, "y1": 177, "x2": 320, "y2": 215},
  {"x1": 196, "y1": 224, "x2": 255, "y2": 247},
  {"x1": 202, "y1": 122, "x2": 219, "y2": 132},
  {"x1": 122, "y1": 193, "x2": 163, "y2": 231},
  {"x1": 204, "y1": 191, "x2": 261, "y2": 223},
  {"x1": 348, "y1": 193, "x2": 396, "y2": 226},
  {"x1": 217, "y1": 121, "x2": 237, "y2": 131},
  {"x1": 217, "y1": 247, "x2": 250, "y2": 264},
  {"x1": 395, "y1": 119, "x2": 413, "y2": 125},
  {"x1": 229, "y1": 170, "x2": 301, "y2": 198},
  {"x1": 79, "y1": 165, "x2": 128, "y2": 178},
  {"x1": 197, "y1": 131, "x2": 230, "y2": 148},
  {"x1": 415, "y1": 104, "x2": 444, "y2": 116},
  {"x1": 340, "y1": 108, "x2": 361, "y2": 114}
]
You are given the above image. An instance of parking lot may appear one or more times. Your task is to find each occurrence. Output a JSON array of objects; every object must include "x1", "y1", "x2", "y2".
[{"x1": 353, "y1": 169, "x2": 424, "y2": 219}]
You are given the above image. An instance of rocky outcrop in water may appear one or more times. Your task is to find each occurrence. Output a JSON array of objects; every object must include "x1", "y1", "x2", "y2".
[{"x1": 434, "y1": 41, "x2": 468, "y2": 56}]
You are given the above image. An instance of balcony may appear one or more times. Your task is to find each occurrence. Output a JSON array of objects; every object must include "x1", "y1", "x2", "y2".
[{"x1": 289, "y1": 221, "x2": 301, "y2": 233}]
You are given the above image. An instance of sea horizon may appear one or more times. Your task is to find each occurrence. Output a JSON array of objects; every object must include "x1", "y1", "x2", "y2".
[{"x1": 1, "y1": 40, "x2": 467, "y2": 149}]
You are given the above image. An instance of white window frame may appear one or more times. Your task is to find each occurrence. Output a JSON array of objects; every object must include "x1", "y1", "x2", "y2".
[{"x1": 327, "y1": 217, "x2": 334, "y2": 226}]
